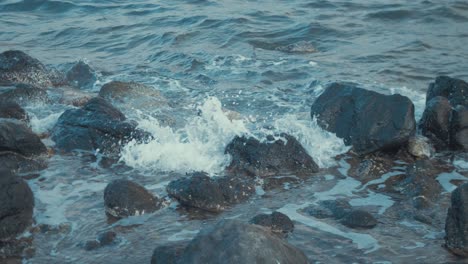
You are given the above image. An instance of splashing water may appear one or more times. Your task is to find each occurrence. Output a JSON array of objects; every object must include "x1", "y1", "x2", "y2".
[{"x1": 120, "y1": 97, "x2": 250, "y2": 174}]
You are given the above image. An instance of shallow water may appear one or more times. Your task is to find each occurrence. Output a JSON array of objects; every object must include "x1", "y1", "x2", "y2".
[{"x1": 1, "y1": 0, "x2": 468, "y2": 263}]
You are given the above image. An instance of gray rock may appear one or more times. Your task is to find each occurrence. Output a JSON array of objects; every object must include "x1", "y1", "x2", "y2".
[
  {"x1": 0, "y1": 152, "x2": 47, "y2": 175},
  {"x1": 426, "y1": 76, "x2": 468, "y2": 107},
  {"x1": 0, "y1": 83, "x2": 50, "y2": 106},
  {"x1": 311, "y1": 82, "x2": 416, "y2": 155},
  {"x1": 0, "y1": 119, "x2": 47, "y2": 157},
  {"x1": 178, "y1": 220, "x2": 309, "y2": 264},
  {"x1": 407, "y1": 136, "x2": 433, "y2": 158},
  {"x1": 0, "y1": 170, "x2": 34, "y2": 240},
  {"x1": 225, "y1": 133, "x2": 319, "y2": 177},
  {"x1": 450, "y1": 105, "x2": 468, "y2": 151},
  {"x1": 341, "y1": 210, "x2": 377, "y2": 229},
  {"x1": 445, "y1": 183, "x2": 468, "y2": 257},
  {"x1": 66, "y1": 61, "x2": 97, "y2": 89},
  {"x1": 104, "y1": 179, "x2": 161, "y2": 218},
  {"x1": 0, "y1": 101, "x2": 28, "y2": 121},
  {"x1": 250, "y1": 212, "x2": 294, "y2": 235}
]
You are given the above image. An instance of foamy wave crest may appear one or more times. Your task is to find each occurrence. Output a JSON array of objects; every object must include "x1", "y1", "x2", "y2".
[
  {"x1": 272, "y1": 115, "x2": 350, "y2": 168},
  {"x1": 120, "y1": 97, "x2": 250, "y2": 174}
]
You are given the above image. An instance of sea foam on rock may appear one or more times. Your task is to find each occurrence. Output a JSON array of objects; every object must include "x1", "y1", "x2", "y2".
[
  {"x1": 0, "y1": 170, "x2": 34, "y2": 240},
  {"x1": 51, "y1": 97, "x2": 149, "y2": 156},
  {"x1": 420, "y1": 76, "x2": 468, "y2": 151},
  {"x1": 311, "y1": 82, "x2": 416, "y2": 155},
  {"x1": 104, "y1": 179, "x2": 161, "y2": 218},
  {"x1": 225, "y1": 133, "x2": 319, "y2": 177},
  {"x1": 0, "y1": 83, "x2": 50, "y2": 105},
  {"x1": 176, "y1": 220, "x2": 309, "y2": 264},
  {"x1": 445, "y1": 183, "x2": 468, "y2": 257},
  {"x1": 166, "y1": 172, "x2": 255, "y2": 212}
]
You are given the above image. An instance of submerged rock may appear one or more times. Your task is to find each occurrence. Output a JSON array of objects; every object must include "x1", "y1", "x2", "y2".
[
  {"x1": 178, "y1": 220, "x2": 309, "y2": 264},
  {"x1": 445, "y1": 183, "x2": 468, "y2": 257},
  {"x1": 0, "y1": 50, "x2": 54, "y2": 88},
  {"x1": 0, "y1": 83, "x2": 50, "y2": 105},
  {"x1": 166, "y1": 172, "x2": 255, "y2": 212},
  {"x1": 104, "y1": 179, "x2": 161, "y2": 218},
  {"x1": 250, "y1": 212, "x2": 294, "y2": 235},
  {"x1": 66, "y1": 61, "x2": 97, "y2": 89},
  {"x1": 0, "y1": 170, "x2": 34, "y2": 240},
  {"x1": 51, "y1": 97, "x2": 149, "y2": 156},
  {"x1": 225, "y1": 133, "x2": 319, "y2": 177},
  {"x1": 151, "y1": 242, "x2": 187, "y2": 264},
  {"x1": 0, "y1": 101, "x2": 28, "y2": 121},
  {"x1": 0, "y1": 119, "x2": 47, "y2": 157},
  {"x1": 340, "y1": 210, "x2": 377, "y2": 229},
  {"x1": 311, "y1": 82, "x2": 416, "y2": 155},
  {"x1": 304, "y1": 199, "x2": 352, "y2": 220}
]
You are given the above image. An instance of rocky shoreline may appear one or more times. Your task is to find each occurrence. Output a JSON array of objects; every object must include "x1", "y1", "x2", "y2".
[{"x1": 1, "y1": 50, "x2": 467, "y2": 263}]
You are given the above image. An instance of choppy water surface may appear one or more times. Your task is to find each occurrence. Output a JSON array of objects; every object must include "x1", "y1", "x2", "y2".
[{"x1": 1, "y1": 0, "x2": 468, "y2": 263}]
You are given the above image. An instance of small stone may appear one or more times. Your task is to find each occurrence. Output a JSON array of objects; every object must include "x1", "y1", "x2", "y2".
[{"x1": 341, "y1": 210, "x2": 377, "y2": 229}]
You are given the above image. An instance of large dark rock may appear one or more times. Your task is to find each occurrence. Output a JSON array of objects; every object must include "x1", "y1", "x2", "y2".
[
  {"x1": 419, "y1": 96, "x2": 452, "y2": 149},
  {"x1": 250, "y1": 212, "x2": 294, "y2": 235},
  {"x1": 151, "y1": 242, "x2": 187, "y2": 264},
  {"x1": 51, "y1": 97, "x2": 148, "y2": 156},
  {"x1": 450, "y1": 105, "x2": 468, "y2": 151},
  {"x1": 0, "y1": 170, "x2": 34, "y2": 240},
  {"x1": 311, "y1": 82, "x2": 416, "y2": 155},
  {"x1": 104, "y1": 179, "x2": 161, "y2": 218},
  {"x1": 340, "y1": 210, "x2": 377, "y2": 229},
  {"x1": 426, "y1": 76, "x2": 468, "y2": 107},
  {"x1": 0, "y1": 120, "x2": 47, "y2": 156},
  {"x1": 445, "y1": 183, "x2": 468, "y2": 257},
  {"x1": 0, "y1": 83, "x2": 50, "y2": 105},
  {"x1": 225, "y1": 133, "x2": 319, "y2": 177},
  {"x1": 0, "y1": 50, "x2": 54, "y2": 88},
  {"x1": 66, "y1": 61, "x2": 97, "y2": 89},
  {"x1": 0, "y1": 101, "x2": 28, "y2": 121},
  {"x1": 178, "y1": 220, "x2": 309, "y2": 264},
  {"x1": 166, "y1": 172, "x2": 255, "y2": 212}
]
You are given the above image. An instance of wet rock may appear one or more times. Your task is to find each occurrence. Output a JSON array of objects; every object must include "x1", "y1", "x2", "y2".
[
  {"x1": 419, "y1": 96, "x2": 452, "y2": 149},
  {"x1": 407, "y1": 135, "x2": 433, "y2": 158},
  {"x1": 0, "y1": 101, "x2": 28, "y2": 121},
  {"x1": 0, "y1": 237, "x2": 34, "y2": 260},
  {"x1": 0, "y1": 83, "x2": 50, "y2": 105},
  {"x1": 340, "y1": 210, "x2": 377, "y2": 229},
  {"x1": 0, "y1": 50, "x2": 54, "y2": 88},
  {"x1": 0, "y1": 120, "x2": 47, "y2": 156},
  {"x1": 0, "y1": 170, "x2": 34, "y2": 240},
  {"x1": 99, "y1": 81, "x2": 168, "y2": 109},
  {"x1": 56, "y1": 86, "x2": 93, "y2": 107},
  {"x1": 397, "y1": 159, "x2": 442, "y2": 201},
  {"x1": 151, "y1": 242, "x2": 187, "y2": 264},
  {"x1": 104, "y1": 179, "x2": 161, "y2": 218},
  {"x1": 445, "y1": 183, "x2": 468, "y2": 257},
  {"x1": 426, "y1": 76, "x2": 468, "y2": 107},
  {"x1": 66, "y1": 61, "x2": 97, "y2": 89},
  {"x1": 225, "y1": 133, "x2": 319, "y2": 177},
  {"x1": 450, "y1": 105, "x2": 468, "y2": 151},
  {"x1": 311, "y1": 82, "x2": 416, "y2": 155},
  {"x1": 263, "y1": 175, "x2": 302, "y2": 190},
  {"x1": 0, "y1": 152, "x2": 47, "y2": 175},
  {"x1": 83, "y1": 240, "x2": 100, "y2": 251},
  {"x1": 51, "y1": 97, "x2": 149, "y2": 156},
  {"x1": 305, "y1": 199, "x2": 352, "y2": 220},
  {"x1": 250, "y1": 212, "x2": 294, "y2": 235},
  {"x1": 178, "y1": 220, "x2": 309, "y2": 264},
  {"x1": 166, "y1": 172, "x2": 255, "y2": 212}
]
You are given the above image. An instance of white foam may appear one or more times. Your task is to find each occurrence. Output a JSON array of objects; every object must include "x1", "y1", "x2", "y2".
[
  {"x1": 29, "y1": 111, "x2": 64, "y2": 134},
  {"x1": 167, "y1": 229, "x2": 199, "y2": 242},
  {"x1": 436, "y1": 171, "x2": 467, "y2": 193},
  {"x1": 273, "y1": 116, "x2": 350, "y2": 168},
  {"x1": 120, "y1": 97, "x2": 250, "y2": 175},
  {"x1": 389, "y1": 86, "x2": 426, "y2": 120},
  {"x1": 277, "y1": 203, "x2": 380, "y2": 253},
  {"x1": 454, "y1": 159, "x2": 468, "y2": 171}
]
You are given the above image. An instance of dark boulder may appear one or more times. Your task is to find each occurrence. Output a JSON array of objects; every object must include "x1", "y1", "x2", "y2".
[
  {"x1": 166, "y1": 172, "x2": 255, "y2": 212},
  {"x1": 151, "y1": 242, "x2": 187, "y2": 264},
  {"x1": 0, "y1": 119, "x2": 47, "y2": 156},
  {"x1": 225, "y1": 133, "x2": 319, "y2": 177},
  {"x1": 419, "y1": 96, "x2": 452, "y2": 149},
  {"x1": 0, "y1": 83, "x2": 50, "y2": 105},
  {"x1": 0, "y1": 152, "x2": 47, "y2": 175},
  {"x1": 450, "y1": 105, "x2": 468, "y2": 151},
  {"x1": 0, "y1": 50, "x2": 54, "y2": 88},
  {"x1": 66, "y1": 61, "x2": 97, "y2": 89},
  {"x1": 178, "y1": 220, "x2": 309, "y2": 264},
  {"x1": 250, "y1": 212, "x2": 294, "y2": 235},
  {"x1": 445, "y1": 183, "x2": 468, "y2": 257},
  {"x1": 340, "y1": 210, "x2": 377, "y2": 229},
  {"x1": 426, "y1": 76, "x2": 468, "y2": 107},
  {"x1": 310, "y1": 82, "x2": 416, "y2": 155},
  {"x1": 0, "y1": 101, "x2": 28, "y2": 121},
  {"x1": 0, "y1": 170, "x2": 34, "y2": 240},
  {"x1": 104, "y1": 179, "x2": 161, "y2": 218},
  {"x1": 51, "y1": 97, "x2": 149, "y2": 156}
]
